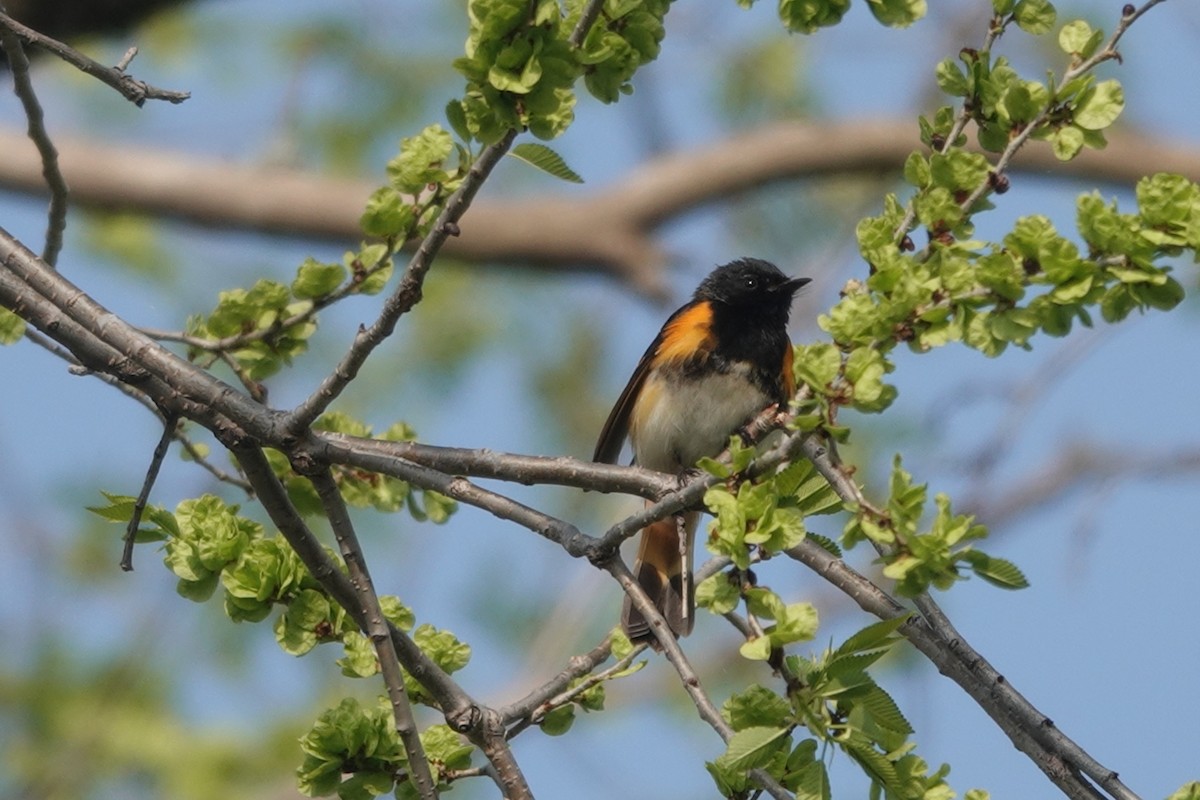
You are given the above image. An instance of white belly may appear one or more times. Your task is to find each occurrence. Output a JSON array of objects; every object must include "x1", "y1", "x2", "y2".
[{"x1": 630, "y1": 366, "x2": 770, "y2": 473}]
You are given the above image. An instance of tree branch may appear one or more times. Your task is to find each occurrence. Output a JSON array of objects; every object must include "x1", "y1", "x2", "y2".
[
  {"x1": 499, "y1": 635, "x2": 617, "y2": 728},
  {"x1": 0, "y1": 11, "x2": 189, "y2": 105}
]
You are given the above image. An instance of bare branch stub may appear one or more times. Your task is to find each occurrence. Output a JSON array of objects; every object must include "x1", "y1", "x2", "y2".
[{"x1": 0, "y1": 12, "x2": 190, "y2": 106}]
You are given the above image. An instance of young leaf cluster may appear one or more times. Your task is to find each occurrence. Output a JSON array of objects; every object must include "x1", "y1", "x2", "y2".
[
  {"x1": 572, "y1": 0, "x2": 671, "y2": 103},
  {"x1": 448, "y1": 0, "x2": 671, "y2": 145},
  {"x1": 696, "y1": 447, "x2": 841, "y2": 632},
  {"x1": 700, "y1": 441, "x2": 842, "y2": 566},
  {"x1": 780, "y1": 1, "x2": 1196, "y2": 604},
  {"x1": 708, "y1": 617, "x2": 976, "y2": 800},
  {"x1": 754, "y1": 0, "x2": 925, "y2": 36},
  {"x1": 91, "y1": 489, "x2": 474, "y2": 797},
  {"x1": 800, "y1": 2, "x2": 1197, "y2": 423},
  {"x1": 933, "y1": 5, "x2": 1121, "y2": 160},
  {"x1": 184, "y1": 244, "x2": 394, "y2": 379},
  {"x1": 298, "y1": 698, "x2": 473, "y2": 800},
  {"x1": 361, "y1": 125, "x2": 473, "y2": 240},
  {"x1": 844, "y1": 458, "x2": 1028, "y2": 596}
]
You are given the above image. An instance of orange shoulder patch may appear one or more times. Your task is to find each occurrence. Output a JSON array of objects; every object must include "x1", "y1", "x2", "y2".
[{"x1": 655, "y1": 301, "x2": 715, "y2": 364}]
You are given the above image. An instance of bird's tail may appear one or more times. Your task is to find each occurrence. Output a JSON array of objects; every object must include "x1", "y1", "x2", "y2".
[{"x1": 620, "y1": 508, "x2": 699, "y2": 645}]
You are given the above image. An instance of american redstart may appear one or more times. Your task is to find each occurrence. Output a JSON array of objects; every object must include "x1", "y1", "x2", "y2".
[{"x1": 593, "y1": 258, "x2": 809, "y2": 644}]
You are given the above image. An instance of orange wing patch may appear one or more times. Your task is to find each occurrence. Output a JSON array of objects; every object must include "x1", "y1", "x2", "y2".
[{"x1": 655, "y1": 301, "x2": 715, "y2": 365}]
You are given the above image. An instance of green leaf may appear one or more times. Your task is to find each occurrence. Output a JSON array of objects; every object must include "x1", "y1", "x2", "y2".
[
  {"x1": 508, "y1": 142, "x2": 584, "y2": 183},
  {"x1": 778, "y1": 0, "x2": 851, "y2": 34},
  {"x1": 388, "y1": 125, "x2": 455, "y2": 194},
  {"x1": 338, "y1": 631, "x2": 380, "y2": 678},
  {"x1": 275, "y1": 588, "x2": 334, "y2": 656},
  {"x1": 0, "y1": 307, "x2": 25, "y2": 344},
  {"x1": 706, "y1": 756, "x2": 750, "y2": 797},
  {"x1": 292, "y1": 258, "x2": 346, "y2": 300},
  {"x1": 413, "y1": 624, "x2": 471, "y2": 673},
  {"x1": 835, "y1": 614, "x2": 911, "y2": 658},
  {"x1": 420, "y1": 724, "x2": 473, "y2": 781},
  {"x1": 716, "y1": 725, "x2": 792, "y2": 771},
  {"x1": 1136, "y1": 173, "x2": 1200, "y2": 230},
  {"x1": 739, "y1": 634, "x2": 774, "y2": 661},
  {"x1": 789, "y1": 748, "x2": 831, "y2": 800},
  {"x1": 724, "y1": 685, "x2": 794, "y2": 730},
  {"x1": 1057, "y1": 20, "x2": 1102, "y2": 58},
  {"x1": 903, "y1": 151, "x2": 931, "y2": 187},
  {"x1": 933, "y1": 59, "x2": 969, "y2": 98},
  {"x1": 1012, "y1": 0, "x2": 1056, "y2": 35},
  {"x1": 380, "y1": 595, "x2": 416, "y2": 632},
  {"x1": 1073, "y1": 80, "x2": 1124, "y2": 130},
  {"x1": 1050, "y1": 125, "x2": 1085, "y2": 161},
  {"x1": 360, "y1": 187, "x2": 415, "y2": 238},
  {"x1": 792, "y1": 342, "x2": 842, "y2": 391},
  {"x1": 297, "y1": 697, "x2": 403, "y2": 798},
  {"x1": 696, "y1": 572, "x2": 741, "y2": 615},
  {"x1": 805, "y1": 532, "x2": 843, "y2": 557},
  {"x1": 1000, "y1": 82, "x2": 1041, "y2": 126},
  {"x1": 962, "y1": 551, "x2": 1030, "y2": 589},
  {"x1": 538, "y1": 705, "x2": 575, "y2": 736},
  {"x1": 1167, "y1": 782, "x2": 1200, "y2": 800},
  {"x1": 857, "y1": 684, "x2": 914, "y2": 735},
  {"x1": 767, "y1": 601, "x2": 820, "y2": 647},
  {"x1": 843, "y1": 733, "x2": 901, "y2": 793},
  {"x1": 844, "y1": 347, "x2": 897, "y2": 412},
  {"x1": 865, "y1": 0, "x2": 926, "y2": 28},
  {"x1": 222, "y1": 536, "x2": 304, "y2": 622}
]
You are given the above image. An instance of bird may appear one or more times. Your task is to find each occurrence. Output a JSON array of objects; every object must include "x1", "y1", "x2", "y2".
[{"x1": 593, "y1": 258, "x2": 809, "y2": 645}]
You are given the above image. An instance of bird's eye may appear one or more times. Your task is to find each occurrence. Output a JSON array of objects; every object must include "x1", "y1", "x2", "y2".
[{"x1": 744, "y1": 276, "x2": 758, "y2": 290}]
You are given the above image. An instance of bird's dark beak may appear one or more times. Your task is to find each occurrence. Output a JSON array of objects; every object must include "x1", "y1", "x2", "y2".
[{"x1": 777, "y1": 276, "x2": 812, "y2": 295}]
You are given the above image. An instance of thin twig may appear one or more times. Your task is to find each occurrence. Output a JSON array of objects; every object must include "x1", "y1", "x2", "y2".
[
  {"x1": 137, "y1": 241, "x2": 398, "y2": 353},
  {"x1": 173, "y1": 431, "x2": 254, "y2": 492},
  {"x1": 499, "y1": 635, "x2": 615, "y2": 725},
  {"x1": 505, "y1": 639, "x2": 646, "y2": 739},
  {"x1": 0, "y1": 12, "x2": 190, "y2": 106},
  {"x1": 288, "y1": 130, "x2": 517, "y2": 432},
  {"x1": 0, "y1": 21, "x2": 68, "y2": 266},
  {"x1": 20, "y1": 323, "x2": 253, "y2": 493},
  {"x1": 310, "y1": 468, "x2": 438, "y2": 800},
  {"x1": 120, "y1": 412, "x2": 178, "y2": 571}
]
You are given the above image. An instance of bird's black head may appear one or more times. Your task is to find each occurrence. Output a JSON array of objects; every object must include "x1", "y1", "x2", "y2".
[{"x1": 694, "y1": 258, "x2": 810, "y2": 312}]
